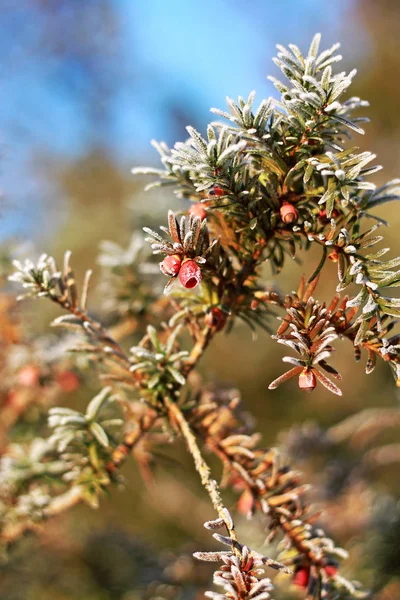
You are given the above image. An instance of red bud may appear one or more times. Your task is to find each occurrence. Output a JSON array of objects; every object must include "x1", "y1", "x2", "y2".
[
  {"x1": 319, "y1": 208, "x2": 339, "y2": 222},
  {"x1": 179, "y1": 260, "x2": 202, "y2": 289},
  {"x1": 293, "y1": 567, "x2": 310, "y2": 588},
  {"x1": 18, "y1": 365, "x2": 40, "y2": 387},
  {"x1": 208, "y1": 185, "x2": 225, "y2": 197},
  {"x1": 57, "y1": 370, "x2": 80, "y2": 392},
  {"x1": 298, "y1": 369, "x2": 316, "y2": 393},
  {"x1": 188, "y1": 203, "x2": 207, "y2": 220},
  {"x1": 280, "y1": 202, "x2": 298, "y2": 224},
  {"x1": 205, "y1": 307, "x2": 227, "y2": 331},
  {"x1": 328, "y1": 249, "x2": 339, "y2": 263},
  {"x1": 325, "y1": 565, "x2": 338, "y2": 578},
  {"x1": 251, "y1": 299, "x2": 259, "y2": 310},
  {"x1": 160, "y1": 254, "x2": 182, "y2": 277},
  {"x1": 6, "y1": 391, "x2": 16, "y2": 406},
  {"x1": 237, "y1": 489, "x2": 254, "y2": 516}
]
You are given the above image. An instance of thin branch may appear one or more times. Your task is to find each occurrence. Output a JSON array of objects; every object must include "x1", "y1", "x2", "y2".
[{"x1": 165, "y1": 396, "x2": 240, "y2": 555}]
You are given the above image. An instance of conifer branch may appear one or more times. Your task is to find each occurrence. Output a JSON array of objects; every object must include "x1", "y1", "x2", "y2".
[{"x1": 7, "y1": 33, "x2": 400, "y2": 598}]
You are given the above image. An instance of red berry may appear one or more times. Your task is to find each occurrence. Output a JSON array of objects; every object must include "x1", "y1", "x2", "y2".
[
  {"x1": 205, "y1": 307, "x2": 227, "y2": 331},
  {"x1": 298, "y1": 369, "x2": 316, "y2": 393},
  {"x1": 208, "y1": 185, "x2": 225, "y2": 197},
  {"x1": 179, "y1": 260, "x2": 202, "y2": 289},
  {"x1": 160, "y1": 254, "x2": 182, "y2": 277},
  {"x1": 293, "y1": 567, "x2": 310, "y2": 588},
  {"x1": 325, "y1": 565, "x2": 338, "y2": 578},
  {"x1": 280, "y1": 202, "x2": 298, "y2": 224},
  {"x1": 188, "y1": 203, "x2": 207, "y2": 221}
]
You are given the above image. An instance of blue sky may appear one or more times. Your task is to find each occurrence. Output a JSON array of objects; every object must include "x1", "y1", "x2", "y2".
[
  {"x1": 0, "y1": 0, "x2": 358, "y2": 240},
  {"x1": 117, "y1": 0, "x2": 354, "y2": 156}
]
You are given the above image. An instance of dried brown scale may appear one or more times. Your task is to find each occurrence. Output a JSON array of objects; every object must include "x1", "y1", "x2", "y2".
[
  {"x1": 187, "y1": 393, "x2": 350, "y2": 584},
  {"x1": 196, "y1": 530, "x2": 290, "y2": 599},
  {"x1": 266, "y1": 276, "x2": 400, "y2": 395},
  {"x1": 208, "y1": 550, "x2": 274, "y2": 599},
  {"x1": 218, "y1": 445, "x2": 327, "y2": 565}
]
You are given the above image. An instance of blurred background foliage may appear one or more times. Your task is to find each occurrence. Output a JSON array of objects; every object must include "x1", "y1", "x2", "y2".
[{"x1": 1, "y1": 1, "x2": 400, "y2": 598}]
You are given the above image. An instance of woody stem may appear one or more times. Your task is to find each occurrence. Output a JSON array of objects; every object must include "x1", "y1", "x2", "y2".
[{"x1": 165, "y1": 396, "x2": 240, "y2": 556}]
